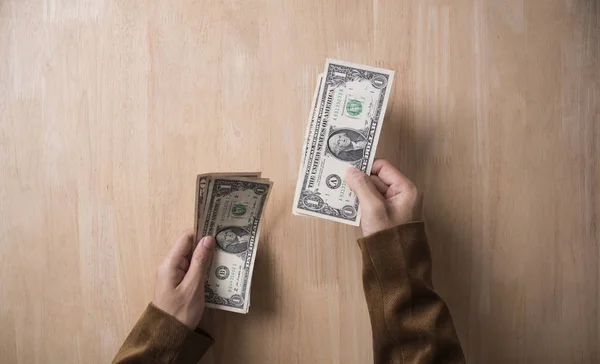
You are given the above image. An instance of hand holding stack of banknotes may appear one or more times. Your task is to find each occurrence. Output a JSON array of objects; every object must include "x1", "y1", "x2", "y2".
[
  {"x1": 194, "y1": 173, "x2": 272, "y2": 314},
  {"x1": 195, "y1": 59, "x2": 394, "y2": 313}
]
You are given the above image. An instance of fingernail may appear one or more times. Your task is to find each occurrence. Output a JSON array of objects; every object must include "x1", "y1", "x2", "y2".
[
  {"x1": 345, "y1": 167, "x2": 360, "y2": 178},
  {"x1": 201, "y1": 236, "x2": 215, "y2": 248}
]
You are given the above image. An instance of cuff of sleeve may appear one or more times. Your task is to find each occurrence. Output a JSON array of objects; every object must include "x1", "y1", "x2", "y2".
[
  {"x1": 358, "y1": 221, "x2": 426, "y2": 246},
  {"x1": 144, "y1": 303, "x2": 214, "y2": 362},
  {"x1": 357, "y1": 222, "x2": 428, "y2": 275}
]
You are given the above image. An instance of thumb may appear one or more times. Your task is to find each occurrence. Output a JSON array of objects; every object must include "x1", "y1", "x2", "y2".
[
  {"x1": 345, "y1": 167, "x2": 384, "y2": 209},
  {"x1": 182, "y1": 236, "x2": 215, "y2": 288}
]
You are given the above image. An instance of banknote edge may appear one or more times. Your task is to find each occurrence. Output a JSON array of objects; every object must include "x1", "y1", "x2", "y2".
[
  {"x1": 293, "y1": 75, "x2": 324, "y2": 215},
  {"x1": 205, "y1": 303, "x2": 248, "y2": 314}
]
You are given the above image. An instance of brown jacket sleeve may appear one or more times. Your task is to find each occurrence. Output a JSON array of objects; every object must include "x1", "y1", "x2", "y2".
[
  {"x1": 112, "y1": 303, "x2": 213, "y2": 364},
  {"x1": 357, "y1": 222, "x2": 465, "y2": 364}
]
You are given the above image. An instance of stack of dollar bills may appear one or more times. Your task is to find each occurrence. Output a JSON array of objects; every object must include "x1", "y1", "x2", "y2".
[
  {"x1": 293, "y1": 59, "x2": 394, "y2": 226},
  {"x1": 194, "y1": 173, "x2": 272, "y2": 314}
]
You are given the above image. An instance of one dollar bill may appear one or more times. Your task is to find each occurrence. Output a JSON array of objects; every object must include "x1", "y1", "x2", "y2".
[
  {"x1": 194, "y1": 174, "x2": 272, "y2": 314},
  {"x1": 293, "y1": 59, "x2": 394, "y2": 225}
]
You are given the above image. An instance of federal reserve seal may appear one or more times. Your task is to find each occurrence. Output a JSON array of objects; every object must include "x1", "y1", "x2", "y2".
[
  {"x1": 326, "y1": 174, "x2": 342, "y2": 189},
  {"x1": 215, "y1": 266, "x2": 230, "y2": 280}
]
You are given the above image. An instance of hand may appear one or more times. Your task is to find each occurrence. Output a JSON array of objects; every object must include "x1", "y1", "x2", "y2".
[
  {"x1": 153, "y1": 230, "x2": 216, "y2": 329},
  {"x1": 345, "y1": 159, "x2": 421, "y2": 237}
]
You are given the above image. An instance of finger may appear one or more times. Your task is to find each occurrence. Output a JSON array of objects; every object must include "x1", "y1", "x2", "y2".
[
  {"x1": 165, "y1": 229, "x2": 194, "y2": 267},
  {"x1": 345, "y1": 167, "x2": 385, "y2": 209},
  {"x1": 177, "y1": 257, "x2": 190, "y2": 272},
  {"x1": 371, "y1": 159, "x2": 414, "y2": 190},
  {"x1": 181, "y1": 236, "x2": 216, "y2": 288},
  {"x1": 370, "y1": 175, "x2": 389, "y2": 195}
]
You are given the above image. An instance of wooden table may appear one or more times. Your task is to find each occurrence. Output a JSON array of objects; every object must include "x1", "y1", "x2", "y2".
[{"x1": 1, "y1": 1, "x2": 598, "y2": 363}]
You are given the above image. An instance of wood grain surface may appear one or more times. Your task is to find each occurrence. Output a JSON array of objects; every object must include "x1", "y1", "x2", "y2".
[{"x1": 1, "y1": 1, "x2": 598, "y2": 363}]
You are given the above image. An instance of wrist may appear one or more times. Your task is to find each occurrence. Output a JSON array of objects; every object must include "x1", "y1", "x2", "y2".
[
  {"x1": 362, "y1": 219, "x2": 421, "y2": 237},
  {"x1": 152, "y1": 300, "x2": 193, "y2": 330}
]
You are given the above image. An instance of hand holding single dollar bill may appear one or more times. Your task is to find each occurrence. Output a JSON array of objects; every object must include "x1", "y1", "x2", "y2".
[
  {"x1": 293, "y1": 59, "x2": 395, "y2": 225},
  {"x1": 194, "y1": 173, "x2": 272, "y2": 314}
]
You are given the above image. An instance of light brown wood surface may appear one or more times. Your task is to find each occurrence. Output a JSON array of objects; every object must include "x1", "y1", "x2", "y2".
[{"x1": 1, "y1": 1, "x2": 598, "y2": 363}]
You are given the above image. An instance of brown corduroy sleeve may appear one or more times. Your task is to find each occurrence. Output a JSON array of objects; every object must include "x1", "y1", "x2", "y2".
[
  {"x1": 112, "y1": 303, "x2": 213, "y2": 364},
  {"x1": 357, "y1": 222, "x2": 465, "y2": 364}
]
